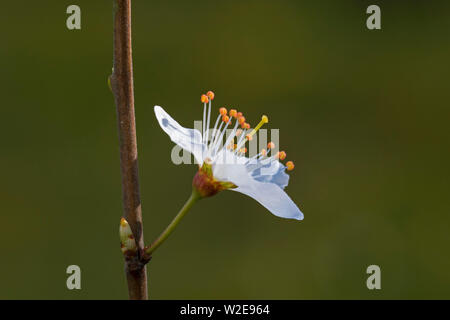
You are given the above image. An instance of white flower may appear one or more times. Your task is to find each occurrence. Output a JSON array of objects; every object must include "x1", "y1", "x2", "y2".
[{"x1": 154, "y1": 91, "x2": 304, "y2": 220}]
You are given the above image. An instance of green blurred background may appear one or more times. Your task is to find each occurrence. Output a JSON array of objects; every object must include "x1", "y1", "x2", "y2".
[{"x1": 1, "y1": 0, "x2": 449, "y2": 299}]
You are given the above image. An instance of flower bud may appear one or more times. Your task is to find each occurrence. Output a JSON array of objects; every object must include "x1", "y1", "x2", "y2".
[{"x1": 119, "y1": 217, "x2": 137, "y2": 254}]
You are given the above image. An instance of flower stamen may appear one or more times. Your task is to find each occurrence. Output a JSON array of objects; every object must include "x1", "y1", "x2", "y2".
[
  {"x1": 246, "y1": 115, "x2": 268, "y2": 141},
  {"x1": 201, "y1": 94, "x2": 209, "y2": 104},
  {"x1": 209, "y1": 114, "x2": 222, "y2": 147},
  {"x1": 199, "y1": 91, "x2": 294, "y2": 172},
  {"x1": 275, "y1": 151, "x2": 286, "y2": 160},
  {"x1": 205, "y1": 96, "x2": 212, "y2": 144},
  {"x1": 286, "y1": 161, "x2": 295, "y2": 171},
  {"x1": 206, "y1": 91, "x2": 215, "y2": 101}
]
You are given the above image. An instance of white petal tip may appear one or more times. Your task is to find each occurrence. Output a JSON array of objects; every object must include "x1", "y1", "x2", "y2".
[
  {"x1": 268, "y1": 208, "x2": 304, "y2": 221},
  {"x1": 283, "y1": 210, "x2": 304, "y2": 221},
  {"x1": 275, "y1": 206, "x2": 304, "y2": 220}
]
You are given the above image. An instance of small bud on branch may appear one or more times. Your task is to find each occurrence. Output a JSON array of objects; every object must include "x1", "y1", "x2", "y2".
[{"x1": 120, "y1": 217, "x2": 137, "y2": 254}]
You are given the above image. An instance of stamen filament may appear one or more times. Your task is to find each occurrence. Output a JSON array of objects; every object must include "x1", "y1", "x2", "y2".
[
  {"x1": 234, "y1": 129, "x2": 248, "y2": 154},
  {"x1": 210, "y1": 118, "x2": 231, "y2": 157},
  {"x1": 211, "y1": 120, "x2": 225, "y2": 150},
  {"x1": 235, "y1": 116, "x2": 268, "y2": 153},
  {"x1": 209, "y1": 114, "x2": 222, "y2": 147},
  {"x1": 246, "y1": 149, "x2": 268, "y2": 164},
  {"x1": 202, "y1": 102, "x2": 207, "y2": 142},
  {"x1": 205, "y1": 99, "x2": 212, "y2": 145},
  {"x1": 219, "y1": 120, "x2": 240, "y2": 155},
  {"x1": 246, "y1": 115, "x2": 268, "y2": 140}
]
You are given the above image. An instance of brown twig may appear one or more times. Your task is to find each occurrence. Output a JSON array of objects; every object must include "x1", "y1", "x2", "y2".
[{"x1": 110, "y1": 0, "x2": 149, "y2": 300}]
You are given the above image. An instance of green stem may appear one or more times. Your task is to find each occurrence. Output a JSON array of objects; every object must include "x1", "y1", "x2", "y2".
[{"x1": 146, "y1": 190, "x2": 200, "y2": 256}]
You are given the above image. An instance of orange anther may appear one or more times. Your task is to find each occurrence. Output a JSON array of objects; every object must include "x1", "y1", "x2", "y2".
[
  {"x1": 244, "y1": 123, "x2": 250, "y2": 130},
  {"x1": 237, "y1": 112, "x2": 243, "y2": 118},
  {"x1": 219, "y1": 107, "x2": 227, "y2": 115},
  {"x1": 236, "y1": 129, "x2": 242, "y2": 136},
  {"x1": 279, "y1": 151, "x2": 286, "y2": 160},
  {"x1": 286, "y1": 161, "x2": 295, "y2": 171},
  {"x1": 206, "y1": 91, "x2": 215, "y2": 100},
  {"x1": 222, "y1": 115, "x2": 230, "y2": 123},
  {"x1": 246, "y1": 134, "x2": 253, "y2": 141},
  {"x1": 238, "y1": 116, "x2": 246, "y2": 124},
  {"x1": 229, "y1": 109, "x2": 237, "y2": 118},
  {"x1": 267, "y1": 142, "x2": 275, "y2": 149},
  {"x1": 261, "y1": 148, "x2": 267, "y2": 156},
  {"x1": 239, "y1": 147, "x2": 247, "y2": 153},
  {"x1": 201, "y1": 94, "x2": 209, "y2": 103}
]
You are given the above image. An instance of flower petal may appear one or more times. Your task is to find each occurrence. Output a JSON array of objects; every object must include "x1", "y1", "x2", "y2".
[
  {"x1": 247, "y1": 159, "x2": 290, "y2": 189},
  {"x1": 154, "y1": 106, "x2": 205, "y2": 164},
  {"x1": 232, "y1": 180, "x2": 304, "y2": 220},
  {"x1": 212, "y1": 151, "x2": 303, "y2": 220},
  {"x1": 212, "y1": 150, "x2": 249, "y2": 181}
]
